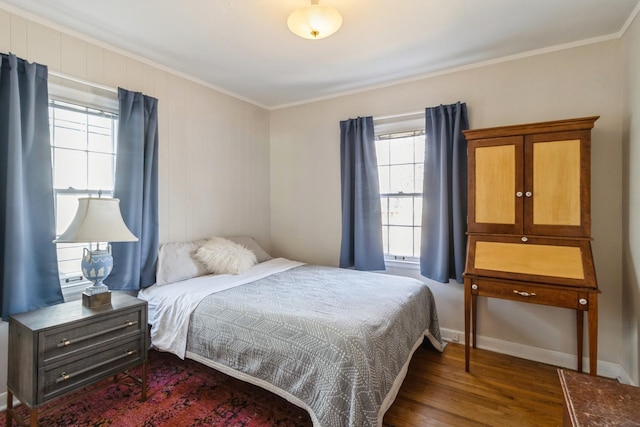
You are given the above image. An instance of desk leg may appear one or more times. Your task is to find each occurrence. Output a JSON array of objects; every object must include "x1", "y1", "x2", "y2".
[
  {"x1": 471, "y1": 293, "x2": 477, "y2": 349},
  {"x1": 588, "y1": 293, "x2": 598, "y2": 376},
  {"x1": 576, "y1": 309, "x2": 584, "y2": 373},
  {"x1": 464, "y1": 279, "x2": 471, "y2": 372},
  {"x1": 6, "y1": 390, "x2": 12, "y2": 427},
  {"x1": 30, "y1": 408, "x2": 38, "y2": 427}
]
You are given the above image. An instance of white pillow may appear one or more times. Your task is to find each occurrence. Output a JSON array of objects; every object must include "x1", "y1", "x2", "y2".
[
  {"x1": 224, "y1": 236, "x2": 272, "y2": 263},
  {"x1": 195, "y1": 237, "x2": 257, "y2": 275},
  {"x1": 156, "y1": 239, "x2": 208, "y2": 286}
]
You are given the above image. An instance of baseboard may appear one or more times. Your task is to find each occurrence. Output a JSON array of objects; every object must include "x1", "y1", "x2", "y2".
[
  {"x1": 440, "y1": 327, "x2": 636, "y2": 385},
  {"x1": 0, "y1": 391, "x2": 20, "y2": 412}
]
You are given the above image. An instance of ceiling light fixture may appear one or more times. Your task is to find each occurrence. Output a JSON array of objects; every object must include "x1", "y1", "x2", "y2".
[{"x1": 287, "y1": 0, "x2": 342, "y2": 40}]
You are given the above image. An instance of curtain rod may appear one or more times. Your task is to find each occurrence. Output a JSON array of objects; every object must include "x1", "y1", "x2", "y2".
[
  {"x1": 49, "y1": 70, "x2": 118, "y2": 94},
  {"x1": 374, "y1": 110, "x2": 424, "y2": 121}
]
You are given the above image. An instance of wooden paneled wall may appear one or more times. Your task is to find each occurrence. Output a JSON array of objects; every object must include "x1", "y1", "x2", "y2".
[{"x1": 0, "y1": 7, "x2": 272, "y2": 247}]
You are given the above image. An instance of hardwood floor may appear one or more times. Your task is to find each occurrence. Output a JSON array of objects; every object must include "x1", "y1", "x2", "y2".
[{"x1": 383, "y1": 342, "x2": 564, "y2": 427}]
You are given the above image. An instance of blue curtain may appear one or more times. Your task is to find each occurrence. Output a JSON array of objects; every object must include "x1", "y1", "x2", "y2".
[
  {"x1": 420, "y1": 102, "x2": 469, "y2": 283},
  {"x1": 339, "y1": 116, "x2": 385, "y2": 271},
  {"x1": 0, "y1": 53, "x2": 63, "y2": 320},
  {"x1": 106, "y1": 88, "x2": 159, "y2": 291}
]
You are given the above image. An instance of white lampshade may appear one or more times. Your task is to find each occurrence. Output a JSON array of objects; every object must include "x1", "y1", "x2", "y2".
[
  {"x1": 288, "y1": 1, "x2": 342, "y2": 40},
  {"x1": 54, "y1": 197, "x2": 138, "y2": 243}
]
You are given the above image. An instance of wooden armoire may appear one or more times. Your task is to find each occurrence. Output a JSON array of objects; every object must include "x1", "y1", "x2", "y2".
[{"x1": 462, "y1": 116, "x2": 600, "y2": 376}]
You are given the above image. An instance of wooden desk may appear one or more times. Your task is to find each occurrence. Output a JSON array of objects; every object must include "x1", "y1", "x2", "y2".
[
  {"x1": 465, "y1": 277, "x2": 599, "y2": 375},
  {"x1": 558, "y1": 369, "x2": 640, "y2": 426}
]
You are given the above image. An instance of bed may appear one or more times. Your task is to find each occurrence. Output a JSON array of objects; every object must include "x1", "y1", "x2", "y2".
[{"x1": 138, "y1": 237, "x2": 443, "y2": 427}]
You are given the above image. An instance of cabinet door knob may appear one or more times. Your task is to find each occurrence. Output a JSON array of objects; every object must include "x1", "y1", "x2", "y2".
[
  {"x1": 516, "y1": 191, "x2": 523, "y2": 197},
  {"x1": 525, "y1": 191, "x2": 532, "y2": 197},
  {"x1": 579, "y1": 298, "x2": 587, "y2": 305},
  {"x1": 471, "y1": 284, "x2": 478, "y2": 290},
  {"x1": 521, "y1": 236, "x2": 528, "y2": 242}
]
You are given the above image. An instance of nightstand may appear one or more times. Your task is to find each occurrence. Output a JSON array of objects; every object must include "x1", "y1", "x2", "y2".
[{"x1": 6, "y1": 293, "x2": 148, "y2": 427}]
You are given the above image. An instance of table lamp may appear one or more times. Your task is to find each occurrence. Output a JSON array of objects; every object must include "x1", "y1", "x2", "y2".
[{"x1": 54, "y1": 197, "x2": 138, "y2": 307}]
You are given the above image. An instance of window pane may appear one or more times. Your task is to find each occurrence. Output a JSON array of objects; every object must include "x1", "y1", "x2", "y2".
[
  {"x1": 56, "y1": 243, "x2": 85, "y2": 263},
  {"x1": 376, "y1": 139, "x2": 390, "y2": 166},
  {"x1": 415, "y1": 136, "x2": 425, "y2": 164},
  {"x1": 388, "y1": 226, "x2": 414, "y2": 257},
  {"x1": 389, "y1": 164, "x2": 415, "y2": 193},
  {"x1": 381, "y1": 197, "x2": 389, "y2": 226},
  {"x1": 415, "y1": 163, "x2": 424, "y2": 193},
  {"x1": 389, "y1": 136, "x2": 414, "y2": 164},
  {"x1": 414, "y1": 227, "x2": 422, "y2": 257},
  {"x1": 53, "y1": 124, "x2": 86, "y2": 150},
  {"x1": 414, "y1": 196, "x2": 422, "y2": 224},
  {"x1": 53, "y1": 148, "x2": 87, "y2": 189},
  {"x1": 381, "y1": 225, "x2": 389, "y2": 254},
  {"x1": 57, "y1": 242, "x2": 91, "y2": 279},
  {"x1": 89, "y1": 116, "x2": 114, "y2": 153},
  {"x1": 378, "y1": 165, "x2": 390, "y2": 194},
  {"x1": 388, "y1": 197, "x2": 414, "y2": 225},
  {"x1": 89, "y1": 152, "x2": 115, "y2": 190},
  {"x1": 58, "y1": 259, "x2": 83, "y2": 277}
]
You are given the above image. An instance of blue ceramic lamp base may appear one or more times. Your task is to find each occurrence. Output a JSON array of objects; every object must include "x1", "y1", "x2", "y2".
[{"x1": 81, "y1": 246, "x2": 113, "y2": 308}]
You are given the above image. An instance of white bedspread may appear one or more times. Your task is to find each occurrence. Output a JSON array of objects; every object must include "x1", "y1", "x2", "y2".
[{"x1": 138, "y1": 258, "x2": 304, "y2": 357}]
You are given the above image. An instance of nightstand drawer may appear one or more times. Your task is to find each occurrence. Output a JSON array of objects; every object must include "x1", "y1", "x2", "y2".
[
  {"x1": 43, "y1": 306, "x2": 144, "y2": 365},
  {"x1": 471, "y1": 278, "x2": 582, "y2": 309},
  {"x1": 41, "y1": 335, "x2": 144, "y2": 402}
]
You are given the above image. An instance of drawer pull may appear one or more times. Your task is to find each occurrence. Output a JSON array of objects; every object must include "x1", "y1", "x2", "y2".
[
  {"x1": 55, "y1": 320, "x2": 139, "y2": 348},
  {"x1": 55, "y1": 349, "x2": 138, "y2": 384},
  {"x1": 471, "y1": 284, "x2": 478, "y2": 290},
  {"x1": 513, "y1": 290, "x2": 536, "y2": 297},
  {"x1": 579, "y1": 298, "x2": 587, "y2": 305},
  {"x1": 521, "y1": 236, "x2": 528, "y2": 242}
]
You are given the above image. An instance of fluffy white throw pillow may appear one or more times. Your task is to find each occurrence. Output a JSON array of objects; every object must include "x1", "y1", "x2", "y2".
[{"x1": 195, "y1": 237, "x2": 257, "y2": 275}]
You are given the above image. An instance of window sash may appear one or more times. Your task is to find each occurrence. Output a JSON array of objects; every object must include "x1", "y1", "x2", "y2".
[
  {"x1": 49, "y1": 97, "x2": 118, "y2": 287},
  {"x1": 376, "y1": 129, "x2": 424, "y2": 261}
]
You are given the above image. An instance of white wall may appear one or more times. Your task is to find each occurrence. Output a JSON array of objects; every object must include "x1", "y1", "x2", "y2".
[
  {"x1": 0, "y1": 6, "x2": 271, "y2": 397},
  {"x1": 270, "y1": 41, "x2": 625, "y2": 374},
  {"x1": 622, "y1": 12, "x2": 640, "y2": 385}
]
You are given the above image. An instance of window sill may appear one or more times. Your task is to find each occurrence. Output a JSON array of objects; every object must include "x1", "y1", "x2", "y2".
[{"x1": 385, "y1": 258, "x2": 420, "y2": 270}]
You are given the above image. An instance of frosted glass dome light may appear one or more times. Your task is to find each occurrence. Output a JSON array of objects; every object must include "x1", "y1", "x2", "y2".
[{"x1": 288, "y1": 0, "x2": 342, "y2": 40}]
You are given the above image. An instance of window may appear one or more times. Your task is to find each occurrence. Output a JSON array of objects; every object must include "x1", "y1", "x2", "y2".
[
  {"x1": 376, "y1": 129, "x2": 425, "y2": 262},
  {"x1": 49, "y1": 96, "x2": 118, "y2": 286}
]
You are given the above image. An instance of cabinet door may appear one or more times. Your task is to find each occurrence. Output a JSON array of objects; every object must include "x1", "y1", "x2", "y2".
[
  {"x1": 468, "y1": 136, "x2": 523, "y2": 234},
  {"x1": 524, "y1": 130, "x2": 590, "y2": 237}
]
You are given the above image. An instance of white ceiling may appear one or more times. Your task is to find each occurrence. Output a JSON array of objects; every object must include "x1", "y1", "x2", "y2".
[{"x1": 2, "y1": 0, "x2": 639, "y2": 108}]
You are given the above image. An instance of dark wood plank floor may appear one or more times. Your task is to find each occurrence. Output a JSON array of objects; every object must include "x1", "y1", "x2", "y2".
[{"x1": 383, "y1": 342, "x2": 564, "y2": 427}]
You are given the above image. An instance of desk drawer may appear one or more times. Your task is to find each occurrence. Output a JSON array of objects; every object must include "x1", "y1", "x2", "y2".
[
  {"x1": 472, "y1": 279, "x2": 582, "y2": 309},
  {"x1": 41, "y1": 335, "x2": 144, "y2": 402},
  {"x1": 43, "y1": 307, "x2": 144, "y2": 365}
]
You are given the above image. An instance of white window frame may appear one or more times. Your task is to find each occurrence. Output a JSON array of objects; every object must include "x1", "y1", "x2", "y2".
[
  {"x1": 375, "y1": 115, "x2": 425, "y2": 266},
  {"x1": 49, "y1": 83, "x2": 118, "y2": 289}
]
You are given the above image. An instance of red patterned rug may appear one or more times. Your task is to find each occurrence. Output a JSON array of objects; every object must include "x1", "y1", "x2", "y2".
[{"x1": 1, "y1": 350, "x2": 313, "y2": 426}]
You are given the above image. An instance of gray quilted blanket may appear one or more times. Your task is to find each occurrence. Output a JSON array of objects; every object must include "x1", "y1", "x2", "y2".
[{"x1": 186, "y1": 265, "x2": 442, "y2": 427}]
